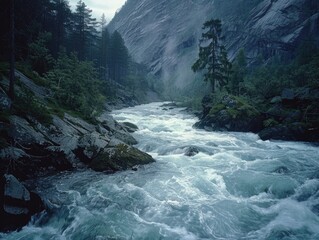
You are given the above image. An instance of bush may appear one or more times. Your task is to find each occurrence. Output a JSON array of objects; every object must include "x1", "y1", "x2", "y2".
[{"x1": 13, "y1": 84, "x2": 52, "y2": 124}]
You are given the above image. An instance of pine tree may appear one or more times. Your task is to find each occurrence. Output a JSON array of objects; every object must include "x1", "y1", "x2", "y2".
[
  {"x1": 71, "y1": 0, "x2": 98, "y2": 60},
  {"x1": 109, "y1": 31, "x2": 129, "y2": 84},
  {"x1": 192, "y1": 19, "x2": 231, "y2": 92},
  {"x1": 99, "y1": 14, "x2": 110, "y2": 79},
  {"x1": 52, "y1": 0, "x2": 72, "y2": 55}
]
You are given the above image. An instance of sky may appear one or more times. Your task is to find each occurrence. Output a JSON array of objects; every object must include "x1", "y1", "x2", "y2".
[{"x1": 69, "y1": 0, "x2": 126, "y2": 22}]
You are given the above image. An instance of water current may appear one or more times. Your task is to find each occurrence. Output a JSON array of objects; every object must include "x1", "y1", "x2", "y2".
[{"x1": 2, "y1": 102, "x2": 319, "y2": 239}]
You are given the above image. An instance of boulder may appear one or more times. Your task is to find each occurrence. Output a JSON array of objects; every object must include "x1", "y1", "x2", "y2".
[
  {"x1": 8, "y1": 116, "x2": 47, "y2": 146},
  {"x1": 89, "y1": 143, "x2": 155, "y2": 172},
  {"x1": 184, "y1": 146, "x2": 199, "y2": 157},
  {"x1": 122, "y1": 122, "x2": 139, "y2": 133},
  {"x1": 0, "y1": 145, "x2": 72, "y2": 180},
  {"x1": 0, "y1": 174, "x2": 44, "y2": 232},
  {"x1": 258, "y1": 122, "x2": 309, "y2": 141}
]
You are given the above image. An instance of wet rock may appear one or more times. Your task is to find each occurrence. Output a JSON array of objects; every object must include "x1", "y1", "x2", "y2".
[
  {"x1": 0, "y1": 174, "x2": 45, "y2": 232},
  {"x1": 90, "y1": 143, "x2": 155, "y2": 172},
  {"x1": 258, "y1": 123, "x2": 309, "y2": 141},
  {"x1": 0, "y1": 145, "x2": 72, "y2": 180},
  {"x1": 122, "y1": 122, "x2": 139, "y2": 133},
  {"x1": 99, "y1": 114, "x2": 138, "y2": 145},
  {"x1": 184, "y1": 146, "x2": 199, "y2": 157}
]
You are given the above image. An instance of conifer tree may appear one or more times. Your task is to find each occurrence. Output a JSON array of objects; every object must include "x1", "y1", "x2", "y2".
[
  {"x1": 109, "y1": 31, "x2": 129, "y2": 84},
  {"x1": 72, "y1": 0, "x2": 98, "y2": 60},
  {"x1": 192, "y1": 19, "x2": 231, "y2": 92}
]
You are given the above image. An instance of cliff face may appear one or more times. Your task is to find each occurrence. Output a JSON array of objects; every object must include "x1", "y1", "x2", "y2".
[{"x1": 108, "y1": 0, "x2": 319, "y2": 92}]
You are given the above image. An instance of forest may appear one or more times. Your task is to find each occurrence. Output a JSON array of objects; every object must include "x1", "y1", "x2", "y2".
[{"x1": 0, "y1": 0, "x2": 151, "y2": 122}]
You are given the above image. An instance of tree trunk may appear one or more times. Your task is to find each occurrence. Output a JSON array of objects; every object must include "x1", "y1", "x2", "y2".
[{"x1": 8, "y1": 0, "x2": 15, "y2": 101}]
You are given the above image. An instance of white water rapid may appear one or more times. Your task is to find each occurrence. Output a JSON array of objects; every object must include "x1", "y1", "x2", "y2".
[{"x1": 2, "y1": 102, "x2": 319, "y2": 239}]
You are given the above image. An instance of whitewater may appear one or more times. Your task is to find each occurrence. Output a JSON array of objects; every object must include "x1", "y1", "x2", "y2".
[{"x1": 2, "y1": 102, "x2": 319, "y2": 239}]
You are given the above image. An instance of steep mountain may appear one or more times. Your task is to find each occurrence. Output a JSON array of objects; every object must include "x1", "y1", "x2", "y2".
[{"x1": 108, "y1": 0, "x2": 319, "y2": 94}]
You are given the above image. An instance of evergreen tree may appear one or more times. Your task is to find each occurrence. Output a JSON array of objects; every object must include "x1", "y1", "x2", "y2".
[
  {"x1": 71, "y1": 0, "x2": 98, "y2": 60},
  {"x1": 99, "y1": 14, "x2": 110, "y2": 79},
  {"x1": 192, "y1": 19, "x2": 231, "y2": 92},
  {"x1": 109, "y1": 31, "x2": 129, "y2": 84},
  {"x1": 51, "y1": 0, "x2": 72, "y2": 55},
  {"x1": 28, "y1": 32, "x2": 54, "y2": 74}
]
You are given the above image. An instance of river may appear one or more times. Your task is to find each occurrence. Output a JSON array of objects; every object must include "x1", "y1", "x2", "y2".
[{"x1": 2, "y1": 102, "x2": 319, "y2": 239}]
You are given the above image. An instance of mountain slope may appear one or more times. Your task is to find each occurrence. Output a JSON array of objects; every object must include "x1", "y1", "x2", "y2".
[{"x1": 108, "y1": 0, "x2": 319, "y2": 94}]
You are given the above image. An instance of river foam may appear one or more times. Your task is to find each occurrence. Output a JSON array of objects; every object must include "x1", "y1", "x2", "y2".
[{"x1": 2, "y1": 102, "x2": 319, "y2": 239}]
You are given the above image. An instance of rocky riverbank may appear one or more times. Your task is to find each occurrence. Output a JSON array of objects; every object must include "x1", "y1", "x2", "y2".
[
  {"x1": 194, "y1": 89, "x2": 319, "y2": 142},
  {"x1": 0, "y1": 72, "x2": 155, "y2": 232}
]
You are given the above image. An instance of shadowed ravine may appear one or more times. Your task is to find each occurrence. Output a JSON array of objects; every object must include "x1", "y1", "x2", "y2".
[{"x1": 2, "y1": 102, "x2": 319, "y2": 240}]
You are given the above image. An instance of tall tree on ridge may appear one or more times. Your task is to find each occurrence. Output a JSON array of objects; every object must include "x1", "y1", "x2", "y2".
[
  {"x1": 72, "y1": 0, "x2": 98, "y2": 60},
  {"x1": 52, "y1": 0, "x2": 72, "y2": 55},
  {"x1": 192, "y1": 19, "x2": 230, "y2": 92}
]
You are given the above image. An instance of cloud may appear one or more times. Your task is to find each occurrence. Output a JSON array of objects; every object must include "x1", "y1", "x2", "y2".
[{"x1": 69, "y1": 0, "x2": 126, "y2": 22}]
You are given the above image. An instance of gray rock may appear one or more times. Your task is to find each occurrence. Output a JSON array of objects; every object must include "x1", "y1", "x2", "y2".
[
  {"x1": 184, "y1": 146, "x2": 199, "y2": 157},
  {"x1": 108, "y1": 0, "x2": 319, "y2": 95},
  {"x1": 4, "y1": 174, "x2": 30, "y2": 202},
  {"x1": 8, "y1": 116, "x2": 47, "y2": 145},
  {"x1": 1, "y1": 174, "x2": 45, "y2": 232},
  {"x1": 89, "y1": 143, "x2": 155, "y2": 172},
  {"x1": 122, "y1": 122, "x2": 139, "y2": 133}
]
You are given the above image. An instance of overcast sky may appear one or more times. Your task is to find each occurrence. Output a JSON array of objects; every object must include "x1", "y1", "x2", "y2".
[{"x1": 69, "y1": 0, "x2": 126, "y2": 22}]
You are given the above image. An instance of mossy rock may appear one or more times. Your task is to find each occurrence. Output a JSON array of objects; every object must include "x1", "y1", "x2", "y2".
[
  {"x1": 196, "y1": 94, "x2": 262, "y2": 132},
  {"x1": 208, "y1": 104, "x2": 225, "y2": 116},
  {"x1": 90, "y1": 143, "x2": 155, "y2": 172}
]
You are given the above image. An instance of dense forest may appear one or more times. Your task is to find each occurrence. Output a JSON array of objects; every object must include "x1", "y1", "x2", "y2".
[{"x1": 0, "y1": 0, "x2": 151, "y2": 122}]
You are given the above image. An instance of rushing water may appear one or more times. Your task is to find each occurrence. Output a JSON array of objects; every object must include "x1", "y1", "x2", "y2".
[{"x1": 2, "y1": 102, "x2": 319, "y2": 240}]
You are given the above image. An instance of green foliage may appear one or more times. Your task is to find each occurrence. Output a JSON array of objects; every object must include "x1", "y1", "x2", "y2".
[
  {"x1": 12, "y1": 84, "x2": 52, "y2": 124},
  {"x1": 71, "y1": 0, "x2": 98, "y2": 60},
  {"x1": 263, "y1": 118, "x2": 279, "y2": 128},
  {"x1": 180, "y1": 96, "x2": 203, "y2": 111},
  {"x1": 28, "y1": 32, "x2": 55, "y2": 75},
  {"x1": 228, "y1": 49, "x2": 247, "y2": 95},
  {"x1": 209, "y1": 104, "x2": 225, "y2": 115},
  {"x1": 16, "y1": 62, "x2": 48, "y2": 86},
  {"x1": 45, "y1": 51, "x2": 105, "y2": 119},
  {"x1": 109, "y1": 31, "x2": 129, "y2": 84}
]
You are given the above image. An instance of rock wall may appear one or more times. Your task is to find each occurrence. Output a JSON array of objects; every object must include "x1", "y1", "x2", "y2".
[{"x1": 108, "y1": 0, "x2": 319, "y2": 93}]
